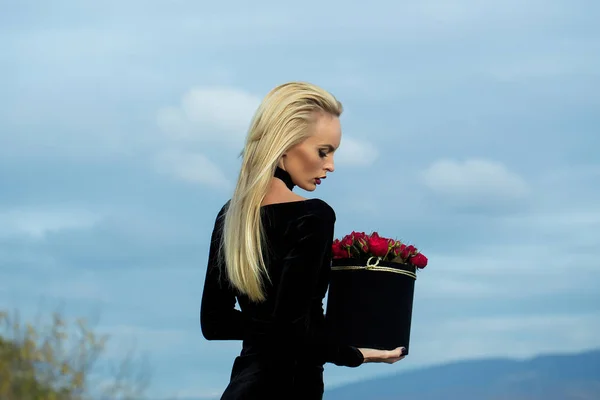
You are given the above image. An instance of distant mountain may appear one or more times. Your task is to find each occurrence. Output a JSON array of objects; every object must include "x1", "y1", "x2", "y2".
[
  {"x1": 171, "y1": 349, "x2": 600, "y2": 400},
  {"x1": 324, "y1": 348, "x2": 600, "y2": 400}
]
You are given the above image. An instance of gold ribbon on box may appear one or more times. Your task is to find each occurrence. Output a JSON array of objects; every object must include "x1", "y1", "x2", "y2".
[{"x1": 331, "y1": 256, "x2": 417, "y2": 280}]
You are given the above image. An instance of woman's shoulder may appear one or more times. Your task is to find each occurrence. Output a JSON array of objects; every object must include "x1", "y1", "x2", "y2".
[
  {"x1": 264, "y1": 198, "x2": 335, "y2": 221},
  {"x1": 215, "y1": 197, "x2": 336, "y2": 222}
]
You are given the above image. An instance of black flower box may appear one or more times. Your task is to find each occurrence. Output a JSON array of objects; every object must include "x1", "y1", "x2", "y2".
[{"x1": 325, "y1": 256, "x2": 417, "y2": 354}]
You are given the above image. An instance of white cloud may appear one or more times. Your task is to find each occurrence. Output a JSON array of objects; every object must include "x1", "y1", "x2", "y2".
[
  {"x1": 414, "y1": 213, "x2": 600, "y2": 299},
  {"x1": 157, "y1": 87, "x2": 261, "y2": 147},
  {"x1": 418, "y1": 267, "x2": 590, "y2": 300},
  {"x1": 410, "y1": 312, "x2": 600, "y2": 367},
  {"x1": 154, "y1": 87, "x2": 261, "y2": 187},
  {"x1": 421, "y1": 158, "x2": 530, "y2": 202},
  {"x1": 98, "y1": 325, "x2": 193, "y2": 356},
  {"x1": 416, "y1": 267, "x2": 593, "y2": 304},
  {"x1": 500, "y1": 209, "x2": 600, "y2": 233},
  {"x1": 155, "y1": 149, "x2": 232, "y2": 189},
  {"x1": 324, "y1": 311, "x2": 600, "y2": 389},
  {"x1": 441, "y1": 313, "x2": 599, "y2": 334},
  {"x1": 38, "y1": 272, "x2": 110, "y2": 302},
  {"x1": 0, "y1": 208, "x2": 103, "y2": 239},
  {"x1": 335, "y1": 136, "x2": 379, "y2": 167}
]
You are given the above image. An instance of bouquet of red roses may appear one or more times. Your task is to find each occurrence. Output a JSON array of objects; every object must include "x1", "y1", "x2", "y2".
[{"x1": 331, "y1": 231, "x2": 428, "y2": 269}]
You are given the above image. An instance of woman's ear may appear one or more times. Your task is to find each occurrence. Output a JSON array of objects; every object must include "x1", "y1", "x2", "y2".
[{"x1": 278, "y1": 155, "x2": 286, "y2": 169}]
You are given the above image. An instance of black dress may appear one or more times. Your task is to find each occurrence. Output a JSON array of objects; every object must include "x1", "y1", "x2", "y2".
[{"x1": 200, "y1": 198, "x2": 364, "y2": 399}]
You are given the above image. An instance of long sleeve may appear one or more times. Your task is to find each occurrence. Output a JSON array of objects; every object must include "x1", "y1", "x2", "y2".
[
  {"x1": 200, "y1": 204, "x2": 246, "y2": 340},
  {"x1": 308, "y1": 264, "x2": 365, "y2": 368},
  {"x1": 270, "y1": 205, "x2": 364, "y2": 368}
]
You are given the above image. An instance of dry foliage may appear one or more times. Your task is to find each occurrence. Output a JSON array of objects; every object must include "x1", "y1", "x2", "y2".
[{"x1": 0, "y1": 308, "x2": 151, "y2": 400}]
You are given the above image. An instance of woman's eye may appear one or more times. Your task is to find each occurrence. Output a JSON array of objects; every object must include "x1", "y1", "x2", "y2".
[{"x1": 319, "y1": 150, "x2": 327, "y2": 158}]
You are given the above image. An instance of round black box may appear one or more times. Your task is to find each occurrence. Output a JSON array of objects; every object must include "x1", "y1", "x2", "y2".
[{"x1": 325, "y1": 257, "x2": 416, "y2": 354}]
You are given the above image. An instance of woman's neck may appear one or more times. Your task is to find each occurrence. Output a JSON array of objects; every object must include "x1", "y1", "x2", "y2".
[{"x1": 274, "y1": 166, "x2": 295, "y2": 190}]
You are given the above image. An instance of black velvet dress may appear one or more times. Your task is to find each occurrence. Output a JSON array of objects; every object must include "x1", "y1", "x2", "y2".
[{"x1": 200, "y1": 197, "x2": 364, "y2": 400}]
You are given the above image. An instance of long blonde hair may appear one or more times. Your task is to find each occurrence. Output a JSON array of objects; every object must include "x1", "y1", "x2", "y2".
[{"x1": 219, "y1": 82, "x2": 343, "y2": 302}]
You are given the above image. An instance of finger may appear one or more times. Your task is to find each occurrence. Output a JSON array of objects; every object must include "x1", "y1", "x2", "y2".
[
  {"x1": 385, "y1": 348, "x2": 398, "y2": 358},
  {"x1": 386, "y1": 355, "x2": 406, "y2": 364},
  {"x1": 388, "y1": 356, "x2": 406, "y2": 364},
  {"x1": 389, "y1": 347, "x2": 404, "y2": 358}
]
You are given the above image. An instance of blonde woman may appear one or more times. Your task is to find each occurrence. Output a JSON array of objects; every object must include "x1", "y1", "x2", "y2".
[{"x1": 200, "y1": 82, "x2": 406, "y2": 399}]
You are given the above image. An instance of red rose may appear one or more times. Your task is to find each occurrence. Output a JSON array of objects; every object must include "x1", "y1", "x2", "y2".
[
  {"x1": 332, "y1": 240, "x2": 347, "y2": 259},
  {"x1": 352, "y1": 231, "x2": 367, "y2": 241},
  {"x1": 333, "y1": 231, "x2": 429, "y2": 270},
  {"x1": 411, "y1": 253, "x2": 428, "y2": 268},
  {"x1": 400, "y1": 244, "x2": 410, "y2": 258},
  {"x1": 403, "y1": 245, "x2": 416, "y2": 257},
  {"x1": 367, "y1": 235, "x2": 389, "y2": 257},
  {"x1": 340, "y1": 236, "x2": 353, "y2": 248}
]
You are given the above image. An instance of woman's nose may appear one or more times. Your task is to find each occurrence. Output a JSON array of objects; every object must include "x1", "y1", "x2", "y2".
[{"x1": 325, "y1": 160, "x2": 335, "y2": 173}]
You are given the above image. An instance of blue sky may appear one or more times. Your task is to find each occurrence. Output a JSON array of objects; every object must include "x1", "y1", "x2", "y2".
[{"x1": 1, "y1": 1, "x2": 599, "y2": 398}]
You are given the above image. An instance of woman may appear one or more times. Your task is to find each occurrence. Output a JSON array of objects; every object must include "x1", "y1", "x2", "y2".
[{"x1": 200, "y1": 82, "x2": 406, "y2": 399}]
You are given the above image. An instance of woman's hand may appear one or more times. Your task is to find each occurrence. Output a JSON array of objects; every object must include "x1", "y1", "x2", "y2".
[{"x1": 358, "y1": 346, "x2": 406, "y2": 364}]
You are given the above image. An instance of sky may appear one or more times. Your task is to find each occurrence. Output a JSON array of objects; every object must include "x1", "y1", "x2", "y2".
[{"x1": 1, "y1": 0, "x2": 599, "y2": 398}]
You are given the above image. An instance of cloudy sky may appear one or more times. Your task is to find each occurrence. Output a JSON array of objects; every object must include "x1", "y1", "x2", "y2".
[{"x1": 1, "y1": 0, "x2": 599, "y2": 398}]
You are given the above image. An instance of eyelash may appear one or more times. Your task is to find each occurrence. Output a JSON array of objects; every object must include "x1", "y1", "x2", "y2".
[{"x1": 318, "y1": 150, "x2": 328, "y2": 158}]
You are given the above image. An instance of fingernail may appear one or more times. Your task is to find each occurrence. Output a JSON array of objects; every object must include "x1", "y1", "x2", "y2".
[{"x1": 401, "y1": 347, "x2": 407, "y2": 355}]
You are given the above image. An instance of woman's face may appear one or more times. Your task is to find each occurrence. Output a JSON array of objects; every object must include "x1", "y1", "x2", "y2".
[{"x1": 281, "y1": 112, "x2": 341, "y2": 192}]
